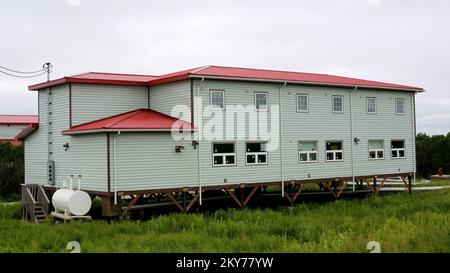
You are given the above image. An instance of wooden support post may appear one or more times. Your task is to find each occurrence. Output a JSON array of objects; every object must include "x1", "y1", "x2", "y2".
[
  {"x1": 408, "y1": 175, "x2": 412, "y2": 194},
  {"x1": 121, "y1": 194, "x2": 142, "y2": 216},
  {"x1": 167, "y1": 193, "x2": 184, "y2": 212},
  {"x1": 226, "y1": 188, "x2": 241, "y2": 208},
  {"x1": 226, "y1": 186, "x2": 259, "y2": 209},
  {"x1": 185, "y1": 192, "x2": 200, "y2": 213},
  {"x1": 242, "y1": 186, "x2": 259, "y2": 208},
  {"x1": 240, "y1": 186, "x2": 245, "y2": 209}
]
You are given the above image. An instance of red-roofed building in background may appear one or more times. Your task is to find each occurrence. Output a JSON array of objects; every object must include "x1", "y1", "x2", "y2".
[{"x1": 0, "y1": 115, "x2": 38, "y2": 145}]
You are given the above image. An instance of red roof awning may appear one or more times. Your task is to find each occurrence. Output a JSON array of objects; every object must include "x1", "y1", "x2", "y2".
[
  {"x1": 0, "y1": 115, "x2": 38, "y2": 125},
  {"x1": 63, "y1": 109, "x2": 194, "y2": 135}
]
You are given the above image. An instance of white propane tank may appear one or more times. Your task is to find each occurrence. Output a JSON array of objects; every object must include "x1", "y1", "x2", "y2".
[{"x1": 52, "y1": 189, "x2": 92, "y2": 216}]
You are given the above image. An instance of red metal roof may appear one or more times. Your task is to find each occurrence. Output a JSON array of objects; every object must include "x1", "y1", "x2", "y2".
[
  {"x1": 15, "y1": 123, "x2": 39, "y2": 140},
  {"x1": 28, "y1": 66, "x2": 424, "y2": 92},
  {"x1": 28, "y1": 72, "x2": 158, "y2": 90},
  {"x1": 0, "y1": 115, "x2": 38, "y2": 125},
  {"x1": 63, "y1": 109, "x2": 194, "y2": 135},
  {"x1": 0, "y1": 139, "x2": 23, "y2": 146}
]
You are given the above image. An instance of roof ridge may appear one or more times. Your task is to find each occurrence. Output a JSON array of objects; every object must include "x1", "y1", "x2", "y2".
[
  {"x1": 86, "y1": 71, "x2": 159, "y2": 77},
  {"x1": 105, "y1": 109, "x2": 144, "y2": 128},
  {"x1": 189, "y1": 65, "x2": 211, "y2": 74}
]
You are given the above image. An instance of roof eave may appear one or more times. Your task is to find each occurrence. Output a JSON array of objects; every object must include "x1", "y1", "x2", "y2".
[
  {"x1": 62, "y1": 128, "x2": 197, "y2": 136},
  {"x1": 189, "y1": 75, "x2": 424, "y2": 92}
]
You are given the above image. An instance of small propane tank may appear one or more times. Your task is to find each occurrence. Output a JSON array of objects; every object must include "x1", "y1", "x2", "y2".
[{"x1": 52, "y1": 189, "x2": 92, "y2": 216}]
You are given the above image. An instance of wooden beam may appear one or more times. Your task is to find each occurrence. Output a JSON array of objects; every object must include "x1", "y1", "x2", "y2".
[
  {"x1": 121, "y1": 194, "x2": 142, "y2": 216},
  {"x1": 226, "y1": 188, "x2": 242, "y2": 208},
  {"x1": 292, "y1": 184, "x2": 304, "y2": 203},
  {"x1": 242, "y1": 186, "x2": 259, "y2": 208},
  {"x1": 185, "y1": 192, "x2": 200, "y2": 212},
  {"x1": 167, "y1": 193, "x2": 184, "y2": 212}
]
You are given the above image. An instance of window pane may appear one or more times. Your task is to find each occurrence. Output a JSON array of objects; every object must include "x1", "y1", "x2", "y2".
[
  {"x1": 300, "y1": 153, "x2": 308, "y2": 162},
  {"x1": 399, "y1": 150, "x2": 405, "y2": 158},
  {"x1": 255, "y1": 93, "x2": 267, "y2": 110},
  {"x1": 333, "y1": 96, "x2": 343, "y2": 112},
  {"x1": 377, "y1": 150, "x2": 384, "y2": 158},
  {"x1": 392, "y1": 150, "x2": 398, "y2": 157},
  {"x1": 258, "y1": 154, "x2": 267, "y2": 163},
  {"x1": 225, "y1": 155, "x2": 235, "y2": 164},
  {"x1": 326, "y1": 152, "x2": 334, "y2": 161},
  {"x1": 367, "y1": 98, "x2": 376, "y2": 113},
  {"x1": 211, "y1": 91, "x2": 224, "y2": 109},
  {"x1": 369, "y1": 151, "x2": 376, "y2": 159},
  {"x1": 297, "y1": 95, "x2": 308, "y2": 111},
  {"x1": 326, "y1": 141, "x2": 342, "y2": 151},
  {"x1": 299, "y1": 141, "x2": 317, "y2": 151},
  {"x1": 369, "y1": 140, "x2": 383, "y2": 150},
  {"x1": 396, "y1": 98, "x2": 404, "y2": 113},
  {"x1": 335, "y1": 152, "x2": 343, "y2": 160},
  {"x1": 214, "y1": 156, "x2": 223, "y2": 165},
  {"x1": 213, "y1": 143, "x2": 234, "y2": 153},
  {"x1": 391, "y1": 140, "x2": 404, "y2": 149},
  {"x1": 247, "y1": 155, "x2": 256, "y2": 164},
  {"x1": 309, "y1": 153, "x2": 317, "y2": 161},
  {"x1": 247, "y1": 142, "x2": 266, "y2": 152}
]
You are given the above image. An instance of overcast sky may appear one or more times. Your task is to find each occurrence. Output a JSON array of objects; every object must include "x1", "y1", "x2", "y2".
[{"x1": 0, "y1": 0, "x2": 449, "y2": 134}]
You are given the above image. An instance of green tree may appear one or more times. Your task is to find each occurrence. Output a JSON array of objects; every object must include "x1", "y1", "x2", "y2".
[{"x1": 0, "y1": 142, "x2": 24, "y2": 201}]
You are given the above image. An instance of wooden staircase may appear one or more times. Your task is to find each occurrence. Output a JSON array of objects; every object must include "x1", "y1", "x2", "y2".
[{"x1": 21, "y1": 184, "x2": 51, "y2": 224}]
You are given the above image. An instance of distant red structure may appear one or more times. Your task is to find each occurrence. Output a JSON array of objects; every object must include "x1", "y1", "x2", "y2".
[
  {"x1": 438, "y1": 167, "x2": 443, "y2": 177},
  {"x1": 0, "y1": 115, "x2": 38, "y2": 145}
]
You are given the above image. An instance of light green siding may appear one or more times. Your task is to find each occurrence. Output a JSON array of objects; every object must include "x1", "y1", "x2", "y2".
[
  {"x1": 72, "y1": 83, "x2": 148, "y2": 126},
  {"x1": 24, "y1": 90, "x2": 48, "y2": 185},
  {"x1": 0, "y1": 124, "x2": 28, "y2": 139},
  {"x1": 149, "y1": 80, "x2": 191, "y2": 122},
  {"x1": 111, "y1": 132, "x2": 197, "y2": 191}
]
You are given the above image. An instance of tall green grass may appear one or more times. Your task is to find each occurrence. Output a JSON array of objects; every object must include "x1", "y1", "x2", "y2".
[{"x1": 0, "y1": 189, "x2": 449, "y2": 253}]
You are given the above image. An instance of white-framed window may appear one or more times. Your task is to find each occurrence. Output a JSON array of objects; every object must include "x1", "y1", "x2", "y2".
[
  {"x1": 212, "y1": 143, "x2": 236, "y2": 166},
  {"x1": 391, "y1": 140, "x2": 405, "y2": 159},
  {"x1": 210, "y1": 90, "x2": 225, "y2": 110},
  {"x1": 395, "y1": 98, "x2": 405, "y2": 114},
  {"x1": 299, "y1": 141, "x2": 318, "y2": 163},
  {"x1": 367, "y1": 97, "x2": 377, "y2": 114},
  {"x1": 246, "y1": 142, "x2": 268, "y2": 165},
  {"x1": 254, "y1": 92, "x2": 268, "y2": 111},
  {"x1": 297, "y1": 94, "x2": 309, "y2": 112},
  {"x1": 332, "y1": 95, "x2": 343, "y2": 113},
  {"x1": 369, "y1": 140, "x2": 384, "y2": 160},
  {"x1": 326, "y1": 141, "x2": 343, "y2": 161}
]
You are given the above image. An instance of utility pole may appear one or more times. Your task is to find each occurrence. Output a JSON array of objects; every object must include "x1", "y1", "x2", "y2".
[{"x1": 43, "y1": 62, "x2": 52, "y2": 81}]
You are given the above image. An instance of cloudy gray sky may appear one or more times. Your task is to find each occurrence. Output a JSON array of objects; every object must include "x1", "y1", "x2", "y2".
[{"x1": 0, "y1": 0, "x2": 449, "y2": 134}]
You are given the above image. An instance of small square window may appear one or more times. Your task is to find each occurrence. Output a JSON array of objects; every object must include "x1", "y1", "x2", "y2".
[
  {"x1": 297, "y1": 94, "x2": 309, "y2": 112},
  {"x1": 369, "y1": 140, "x2": 384, "y2": 160},
  {"x1": 332, "y1": 96, "x2": 343, "y2": 113},
  {"x1": 326, "y1": 141, "x2": 343, "y2": 161},
  {"x1": 299, "y1": 141, "x2": 318, "y2": 163},
  {"x1": 246, "y1": 142, "x2": 268, "y2": 165},
  {"x1": 395, "y1": 98, "x2": 405, "y2": 114},
  {"x1": 212, "y1": 143, "x2": 235, "y2": 166},
  {"x1": 391, "y1": 140, "x2": 405, "y2": 159},
  {"x1": 255, "y1": 92, "x2": 268, "y2": 111},
  {"x1": 367, "y1": 97, "x2": 376, "y2": 114},
  {"x1": 211, "y1": 90, "x2": 225, "y2": 110}
]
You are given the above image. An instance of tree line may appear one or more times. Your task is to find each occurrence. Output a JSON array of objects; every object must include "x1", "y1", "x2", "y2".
[{"x1": 0, "y1": 133, "x2": 449, "y2": 200}]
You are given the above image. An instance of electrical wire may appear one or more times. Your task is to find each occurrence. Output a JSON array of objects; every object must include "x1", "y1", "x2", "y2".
[
  {"x1": 0, "y1": 65, "x2": 46, "y2": 74},
  {"x1": 0, "y1": 69, "x2": 47, "y2": 78}
]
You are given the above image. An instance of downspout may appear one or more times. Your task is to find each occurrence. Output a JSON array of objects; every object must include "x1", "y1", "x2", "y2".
[
  {"x1": 197, "y1": 78, "x2": 204, "y2": 205},
  {"x1": 412, "y1": 92, "x2": 417, "y2": 184},
  {"x1": 113, "y1": 131, "x2": 121, "y2": 205},
  {"x1": 279, "y1": 82, "x2": 287, "y2": 197},
  {"x1": 350, "y1": 86, "x2": 357, "y2": 192}
]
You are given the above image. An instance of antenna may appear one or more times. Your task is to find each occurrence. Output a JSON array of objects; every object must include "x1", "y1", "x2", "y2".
[{"x1": 43, "y1": 62, "x2": 53, "y2": 81}]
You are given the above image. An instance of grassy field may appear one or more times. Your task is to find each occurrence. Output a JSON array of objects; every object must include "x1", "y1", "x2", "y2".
[{"x1": 0, "y1": 189, "x2": 449, "y2": 253}]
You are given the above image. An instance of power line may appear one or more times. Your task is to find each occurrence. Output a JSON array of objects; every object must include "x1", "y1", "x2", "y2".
[
  {"x1": 0, "y1": 69, "x2": 48, "y2": 78},
  {"x1": 0, "y1": 65, "x2": 46, "y2": 74}
]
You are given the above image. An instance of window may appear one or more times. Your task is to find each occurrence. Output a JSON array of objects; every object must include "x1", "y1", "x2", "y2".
[
  {"x1": 367, "y1": 97, "x2": 377, "y2": 114},
  {"x1": 210, "y1": 90, "x2": 225, "y2": 110},
  {"x1": 369, "y1": 140, "x2": 384, "y2": 159},
  {"x1": 246, "y1": 142, "x2": 267, "y2": 165},
  {"x1": 212, "y1": 143, "x2": 236, "y2": 166},
  {"x1": 326, "y1": 141, "x2": 343, "y2": 161},
  {"x1": 299, "y1": 141, "x2": 318, "y2": 163},
  {"x1": 332, "y1": 96, "x2": 343, "y2": 113},
  {"x1": 391, "y1": 140, "x2": 405, "y2": 159},
  {"x1": 395, "y1": 98, "x2": 405, "y2": 114},
  {"x1": 297, "y1": 94, "x2": 309, "y2": 112},
  {"x1": 255, "y1": 92, "x2": 268, "y2": 111}
]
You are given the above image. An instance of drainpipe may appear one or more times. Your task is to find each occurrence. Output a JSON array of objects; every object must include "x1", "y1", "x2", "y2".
[
  {"x1": 350, "y1": 86, "x2": 357, "y2": 192},
  {"x1": 197, "y1": 78, "x2": 204, "y2": 205},
  {"x1": 279, "y1": 82, "x2": 287, "y2": 197},
  {"x1": 113, "y1": 131, "x2": 121, "y2": 205},
  {"x1": 412, "y1": 92, "x2": 417, "y2": 184}
]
